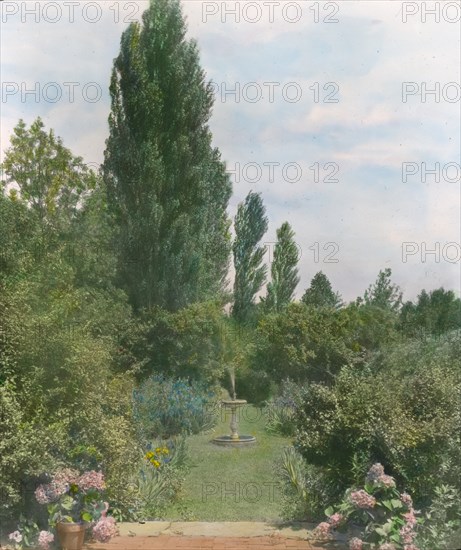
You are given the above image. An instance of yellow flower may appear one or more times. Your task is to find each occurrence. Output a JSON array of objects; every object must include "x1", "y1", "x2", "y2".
[
  {"x1": 152, "y1": 460, "x2": 161, "y2": 468},
  {"x1": 155, "y1": 447, "x2": 162, "y2": 454}
]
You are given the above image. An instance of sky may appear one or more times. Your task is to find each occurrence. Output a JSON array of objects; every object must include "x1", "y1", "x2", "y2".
[{"x1": 1, "y1": 0, "x2": 460, "y2": 302}]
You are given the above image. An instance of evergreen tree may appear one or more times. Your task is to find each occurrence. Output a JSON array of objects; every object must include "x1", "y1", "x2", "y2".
[
  {"x1": 302, "y1": 271, "x2": 342, "y2": 309},
  {"x1": 103, "y1": 0, "x2": 232, "y2": 312},
  {"x1": 232, "y1": 191, "x2": 268, "y2": 322},
  {"x1": 265, "y1": 222, "x2": 300, "y2": 312},
  {"x1": 363, "y1": 268, "x2": 402, "y2": 312}
]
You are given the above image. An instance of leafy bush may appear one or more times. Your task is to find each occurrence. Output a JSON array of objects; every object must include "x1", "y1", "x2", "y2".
[
  {"x1": 251, "y1": 303, "x2": 361, "y2": 388},
  {"x1": 416, "y1": 484, "x2": 461, "y2": 550},
  {"x1": 133, "y1": 374, "x2": 219, "y2": 440},
  {"x1": 293, "y1": 332, "x2": 461, "y2": 504}
]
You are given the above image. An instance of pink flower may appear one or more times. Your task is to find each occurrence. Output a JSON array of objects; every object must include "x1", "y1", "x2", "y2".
[
  {"x1": 404, "y1": 545, "x2": 420, "y2": 550},
  {"x1": 78, "y1": 470, "x2": 105, "y2": 492},
  {"x1": 38, "y1": 531, "x2": 54, "y2": 550},
  {"x1": 403, "y1": 508, "x2": 418, "y2": 527},
  {"x1": 313, "y1": 521, "x2": 332, "y2": 540},
  {"x1": 349, "y1": 537, "x2": 363, "y2": 550},
  {"x1": 349, "y1": 489, "x2": 376, "y2": 509},
  {"x1": 400, "y1": 523, "x2": 417, "y2": 544},
  {"x1": 328, "y1": 512, "x2": 343, "y2": 528},
  {"x1": 8, "y1": 531, "x2": 22, "y2": 543},
  {"x1": 400, "y1": 492, "x2": 413, "y2": 508},
  {"x1": 379, "y1": 544, "x2": 397, "y2": 550},
  {"x1": 379, "y1": 474, "x2": 396, "y2": 488},
  {"x1": 92, "y1": 516, "x2": 118, "y2": 543},
  {"x1": 34, "y1": 482, "x2": 65, "y2": 504}
]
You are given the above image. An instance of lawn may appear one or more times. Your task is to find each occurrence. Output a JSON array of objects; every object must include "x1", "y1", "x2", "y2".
[{"x1": 163, "y1": 404, "x2": 292, "y2": 521}]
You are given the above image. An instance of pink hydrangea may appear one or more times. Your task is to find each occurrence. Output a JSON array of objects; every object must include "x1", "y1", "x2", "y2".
[
  {"x1": 349, "y1": 537, "x2": 363, "y2": 550},
  {"x1": 400, "y1": 492, "x2": 413, "y2": 508},
  {"x1": 328, "y1": 512, "x2": 343, "y2": 528},
  {"x1": 78, "y1": 470, "x2": 105, "y2": 492},
  {"x1": 403, "y1": 508, "x2": 418, "y2": 527},
  {"x1": 38, "y1": 531, "x2": 54, "y2": 550},
  {"x1": 400, "y1": 524, "x2": 417, "y2": 544},
  {"x1": 349, "y1": 489, "x2": 376, "y2": 509},
  {"x1": 92, "y1": 516, "x2": 117, "y2": 542},
  {"x1": 313, "y1": 521, "x2": 331, "y2": 540},
  {"x1": 34, "y1": 482, "x2": 66, "y2": 504},
  {"x1": 379, "y1": 474, "x2": 396, "y2": 488}
]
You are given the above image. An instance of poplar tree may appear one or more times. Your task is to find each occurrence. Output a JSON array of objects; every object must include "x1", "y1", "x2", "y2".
[
  {"x1": 265, "y1": 222, "x2": 300, "y2": 312},
  {"x1": 103, "y1": 0, "x2": 232, "y2": 312},
  {"x1": 232, "y1": 191, "x2": 268, "y2": 322}
]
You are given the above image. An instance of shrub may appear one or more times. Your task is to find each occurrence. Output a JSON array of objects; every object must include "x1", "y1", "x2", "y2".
[
  {"x1": 293, "y1": 332, "x2": 461, "y2": 504},
  {"x1": 133, "y1": 374, "x2": 219, "y2": 440}
]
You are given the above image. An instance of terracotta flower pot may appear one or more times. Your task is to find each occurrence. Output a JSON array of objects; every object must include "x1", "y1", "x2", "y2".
[{"x1": 56, "y1": 522, "x2": 86, "y2": 550}]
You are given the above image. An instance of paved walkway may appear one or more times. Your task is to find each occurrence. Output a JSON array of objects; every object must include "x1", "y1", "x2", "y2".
[
  {"x1": 86, "y1": 534, "x2": 327, "y2": 549},
  {"x1": 84, "y1": 522, "x2": 342, "y2": 550}
]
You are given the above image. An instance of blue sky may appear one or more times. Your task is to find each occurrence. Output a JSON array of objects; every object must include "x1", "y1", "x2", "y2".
[{"x1": 1, "y1": 0, "x2": 460, "y2": 301}]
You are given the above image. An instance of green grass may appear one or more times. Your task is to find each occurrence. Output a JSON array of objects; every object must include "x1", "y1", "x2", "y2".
[{"x1": 162, "y1": 404, "x2": 292, "y2": 521}]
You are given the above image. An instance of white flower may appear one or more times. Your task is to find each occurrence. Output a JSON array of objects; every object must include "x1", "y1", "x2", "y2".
[{"x1": 8, "y1": 531, "x2": 23, "y2": 543}]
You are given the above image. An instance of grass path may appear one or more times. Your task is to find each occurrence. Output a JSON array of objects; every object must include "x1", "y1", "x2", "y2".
[{"x1": 163, "y1": 404, "x2": 292, "y2": 521}]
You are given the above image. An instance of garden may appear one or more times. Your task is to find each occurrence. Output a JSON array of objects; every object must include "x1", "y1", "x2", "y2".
[{"x1": 1, "y1": 0, "x2": 461, "y2": 549}]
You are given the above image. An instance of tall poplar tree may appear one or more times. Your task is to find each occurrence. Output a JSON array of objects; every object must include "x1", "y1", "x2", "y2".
[
  {"x1": 265, "y1": 222, "x2": 299, "y2": 312},
  {"x1": 232, "y1": 191, "x2": 268, "y2": 322},
  {"x1": 103, "y1": 0, "x2": 232, "y2": 312}
]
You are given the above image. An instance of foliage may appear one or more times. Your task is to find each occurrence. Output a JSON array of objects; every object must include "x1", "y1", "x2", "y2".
[
  {"x1": 1, "y1": 118, "x2": 95, "y2": 229},
  {"x1": 232, "y1": 191, "x2": 268, "y2": 323},
  {"x1": 277, "y1": 447, "x2": 333, "y2": 522},
  {"x1": 130, "y1": 437, "x2": 189, "y2": 520},
  {"x1": 294, "y1": 332, "x2": 461, "y2": 503},
  {"x1": 362, "y1": 268, "x2": 402, "y2": 312},
  {"x1": 264, "y1": 379, "x2": 300, "y2": 436},
  {"x1": 399, "y1": 288, "x2": 461, "y2": 338},
  {"x1": 313, "y1": 463, "x2": 422, "y2": 549},
  {"x1": 252, "y1": 303, "x2": 360, "y2": 388},
  {"x1": 416, "y1": 485, "x2": 461, "y2": 550},
  {"x1": 103, "y1": 0, "x2": 232, "y2": 312},
  {"x1": 265, "y1": 222, "x2": 300, "y2": 312},
  {"x1": 301, "y1": 271, "x2": 342, "y2": 309},
  {"x1": 133, "y1": 374, "x2": 219, "y2": 440},
  {"x1": 115, "y1": 301, "x2": 230, "y2": 383}
]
